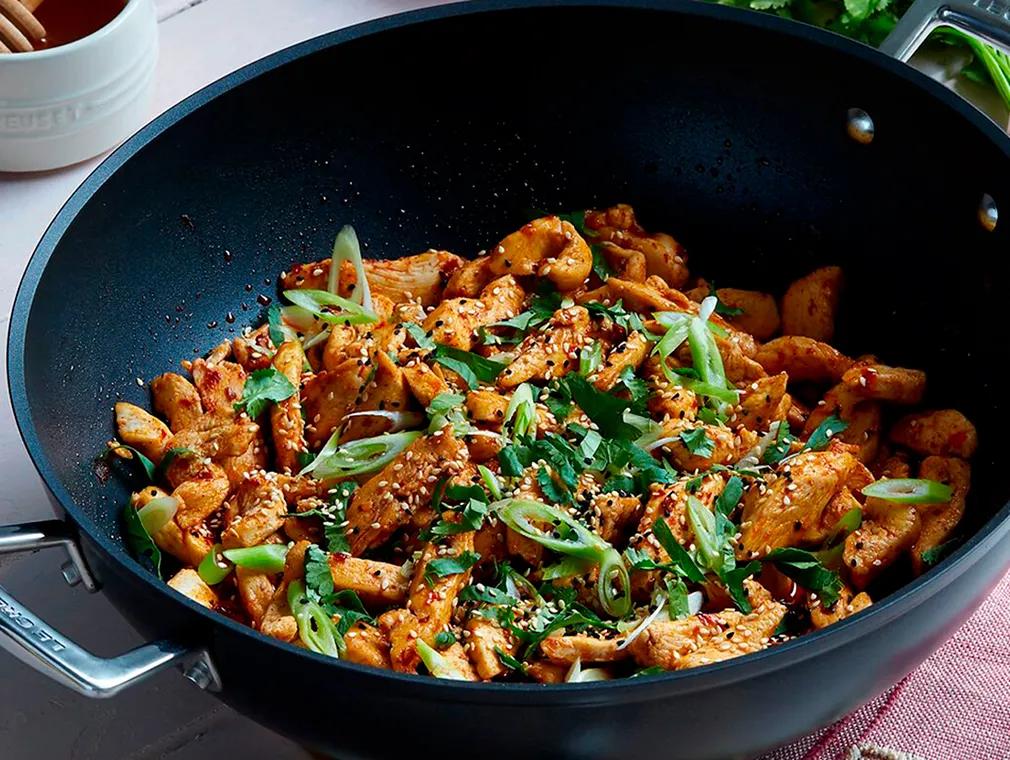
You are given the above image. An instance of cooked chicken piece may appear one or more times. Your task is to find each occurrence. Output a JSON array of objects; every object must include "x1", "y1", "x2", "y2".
[
  {"x1": 402, "y1": 360, "x2": 452, "y2": 407},
  {"x1": 755, "y1": 336, "x2": 853, "y2": 383},
  {"x1": 422, "y1": 275, "x2": 525, "y2": 351},
  {"x1": 525, "y1": 660, "x2": 569, "y2": 684},
  {"x1": 190, "y1": 358, "x2": 247, "y2": 419},
  {"x1": 890, "y1": 410, "x2": 978, "y2": 459},
  {"x1": 736, "y1": 373, "x2": 792, "y2": 431},
  {"x1": 152, "y1": 520, "x2": 216, "y2": 567},
  {"x1": 911, "y1": 456, "x2": 971, "y2": 573},
  {"x1": 593, "y1": 332, "x2": 649, "y2": 391},
  {"x1": 685, "y1": 283, "x2": 780, "y2": 341},
  {"x1": 844, "y1": 498, "x2": 921, "y2": 589},
  {"x1": 780, "y1": 266, "x2": 843, "y2": 342},
  {"x1": 328, "y1": 554, "x2": 410, "y2": 606},
  {"x1": 114, "y1": 402, "x2": 172, "y2": 462},
  {"x1": 407, "y1": 531, "x2": 475, "y2": 646},
  {"x1": 540, "y1": 635, "x2": 629, "y2": 665},
  {"x1": 675, "y1": 600, "x2": 786, "y2": 669},
  {"x1": 345, "y1": 428, "x2": 469, "y2": 554},
  {"x1": 656, "y1": 421, "x2": 743, "y2": 472},
  {"x1": 841, "y1": 363, "x2": 926, "y2": 405},
  {"x1": 739, "y1": 448, "x2": 858, "y2": 557},
  {"x1": 488, "y1": 216, "x2": 592, "y2": 292},
  {"x1": 803, "y1": 383, "x2": 881, "y2": 464},
  {"x1": 444, "y1": 255, "x2": 493, "y2": 298},
  {"x1": 300, "y1": 357, "x2": 371, "y2": 448},
  {"x1": 341, "y1": 351, "x2": 412, "y2": 441},
  {"x1": 809, "y1": 584, "x2": 872, "y2": 629},
  {"x1": 218, "y1": 428, "x2": 268, "y2": 489},
  {"x1": 168, "y1": 418, "x2": 260, "y2": 460},
  {"x1": 167, "y1": 568, "x2": 218, "y2": 609},
  {"x1": 591, "y1": 493, "x2": 642, "y2": 545},
  {"x1": 150, "y1": 373, "x2": 204, "y2": 432},
  {"x1": 260, "y1": 540, "x2": 310, "y2": 642},
  {"x1": 637, "y1": 474, "x2": 724, "y2": 550},
  {"x1": 585, "y1": 204, "x2": 689, "y2": 288},
  {"x1": 379, "y1": 608, "x2": 423, "y2": 674},
  {"x1": 172, "y1": 466, "x2": 231, "y2": 529},
  {"x1": 283, "y1": 251, "x2": 464, "y2": 307},
  {"x1": 819, "y1": 486, "x2": 862, "y2": 537},
  {"x1": 597, "y1": 241, "x2": 647, "y2": 282},
  {"x1": 465, "y1": 617, "x2": 516, "y2": 680},
  {"x1": 430, "y1": 643, "x2": 481, "y2": 681},
  {"x1": 231, "y1": 324, "x2": 275, "y2": 373},
  {"x1": 627, "y1": 611, "x2": 737, "y2": 670},
  {"x1": 268, "y1": 340, "x2": 307, "y2": 472},
  {"x1": 465, "y1": 389, "x2": 509, "y2": 425},
  {"x1": 497, "y1": 305, "x2": 590, "y2": 389},
  {"x1": 220, "y1": 472, "x2": 288, "y2": 549},
  {"x1": 235, "y1": 566, "x2": 277, "y2": 627},
  {"x1": 473, "y1": 521, "x2": 508, "y2": 566},
  {"x1": 343, "y1": 622, "x2": 393, "y2": 669}
]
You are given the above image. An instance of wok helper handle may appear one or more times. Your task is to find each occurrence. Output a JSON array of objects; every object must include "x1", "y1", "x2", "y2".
[
  {"x1": 881, "y1": 0, "x2": 1010, "y2": 60},
  {"x1": 0, "y1": 522, "x2": 220, "y2": 697}
]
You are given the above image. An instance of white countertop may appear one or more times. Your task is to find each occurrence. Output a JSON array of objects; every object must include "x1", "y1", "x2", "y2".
[{"x1": 0, "y1": 2, "x2": 1006, "y2": 757}]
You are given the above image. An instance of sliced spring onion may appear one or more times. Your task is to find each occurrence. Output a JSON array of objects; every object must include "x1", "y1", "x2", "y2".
[
  {"x1": 478, "y1": 464, "x2": 502, "y2": 500},
  {"x1": 824, "y1": 507, "x2": 863, "y2": 547},
  {"x1": 542, "y1": 555, "x2": 596, "y2": 581},
  {"x1": 328, "y1": 225, "x2": 373, "y2": 312},
  {"x1": 221, "y1": 543, "x2": 288, "y2": 573},
  {"x1": 687, "y1": 590, "x2": 704, "y2": 616},
  {"x1": 416, "y1": 638, "x2": 470, "y2": 680},
  {"x1": 283, "y1": 289, "x2": 377, "y2": 326},
  {"x1": 686, "y1": 495, "x2": 723, "y2": 573},
  {"x1": 300, "y1": 430, "x2": 422, "y2": 480},
  {"x1": 861, "y1": 478, "x2": 953, "y2": 505},
  {"x1": 341, "y1": 409, "x2": 425, "y2": 432},
  {"x1": 288, "y1": 580, "x2": 341, "y2": 658},
  {"x1": 301, "y1": 325, "x2": 332, "y2": 350},
  {"x1": 137, "y1": 496, "x2": 179, "y2": 536},
  {"x1": 280, "y1": 304, "x2": 319, "y2": 333},
  {"x1": 503, "y1": 383, "x2": 537, "y2": 441},
  {"x1": 198, "y1": 544, "x2": 233, "y2": 585},
  {"x1": 697, "y1": 295, "x2": 717, "y2": 323},
  {"x1": 579, "y1": 342, "x2": 603, "y2": 376},
  {"x1": 495, "y1": 498, "x2": 630, "y2": 617},
  {"x1": 565, "y1": 658, "x2": 612, "y2": 683},
  {"x1": 616, "y1": 597, "x2": 667, "y2": 651}
]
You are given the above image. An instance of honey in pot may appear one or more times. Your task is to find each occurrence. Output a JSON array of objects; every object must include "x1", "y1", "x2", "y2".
[{"x1": 32, "y1": 0, "x2": 128, "y2": 51}]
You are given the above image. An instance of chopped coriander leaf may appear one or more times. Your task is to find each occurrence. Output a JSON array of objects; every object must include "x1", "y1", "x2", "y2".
[
  {"x1": 495, "y1": 647, "x2": 528, "y2": 673},
  {"x1": 267, "y1": 303, "x2": 287, "y2": 346},
  {"x1": 304, "y1": 544, "x2": 335, "y2": 602},
  {"x1": 591, "y1": 244, "x2": 613, "y2": 281},
  {"x1": 537, "y1": 467, "x2": 572, "y2": 505},
  {"x1": 233, "y1": 367, "x2": 296, "y2": 419},
  {"x1": 804, "y1": 415, "x2": 849, "y2": 452},
  {"x1": 555, "y1": 210, "x2": 591, "y2": 237},
  {"x1": 434, "y1": 630, "x2": 456, "y2": 648},
  {"x1": 617, "y1": 365, "x2": 650, "y2": 413},
  {"x1": 631, "y1": 665, "x2": 666, "y2": 678},
  {"x1": 921, "y1": 537, "x2": 961, "y2": 567},
  {"x1": 665, "y1": 578, "x2": 690, "y2": 620},
  {"x1": 766, "y1": 547, "x2": 843, "y2": 607},
  {"x1": 764, "y1": 421, "x2": 795, "y2": 465},
  {"x1": 423, "y1": 551, "x2": 481, "y2": 586},
  {"x1": 719, "y1": 560, "x2": 761, "y2": 613},
  {"x1": 555, "y1": 374, "x2": 639, "y2": 440},
  {"x1": 433, "y1": 345, "x2": 506, "y2": 389},
  {"x1": 679, "y1": 428, "x2": 715, "y2": 458},
  {"x1": 715, "y1": 476, "x2": 744, "y2": 517},
  {"x1": 585, "y1": 300, "x2": 655, "y2": 337}
]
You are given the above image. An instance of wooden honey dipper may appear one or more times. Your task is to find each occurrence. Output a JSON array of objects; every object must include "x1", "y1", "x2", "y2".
[{"x1": 0, "y1": 0, "x2": 46, "y2": 54}]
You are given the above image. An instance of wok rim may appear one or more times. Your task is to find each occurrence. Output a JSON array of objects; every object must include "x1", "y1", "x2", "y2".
[{"x1": 8, "y1": 0, "x2": 1010, "y2": 702}]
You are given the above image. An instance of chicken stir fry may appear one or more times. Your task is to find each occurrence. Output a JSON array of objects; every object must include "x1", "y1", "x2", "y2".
[{"x1": 111, "y1": 206, "x2": 975, "y2": 683}]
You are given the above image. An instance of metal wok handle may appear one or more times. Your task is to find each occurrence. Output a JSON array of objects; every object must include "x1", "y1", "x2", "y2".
[
  {"x1": 0, "y1": 521, "x2": 219, "y2": 698},
  {"x1": 881, "y1": 0, "x2": 1010, "y2": 60}
]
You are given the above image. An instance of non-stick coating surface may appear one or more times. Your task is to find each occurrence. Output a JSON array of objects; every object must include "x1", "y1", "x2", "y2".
[{"x1": 10, "y1": 0, "x2": 1010, "y2": 701}]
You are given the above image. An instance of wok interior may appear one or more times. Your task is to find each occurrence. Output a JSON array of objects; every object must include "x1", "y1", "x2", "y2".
[{"x1": 20, "y1": 5, "x2": 1010, "y2": 558}]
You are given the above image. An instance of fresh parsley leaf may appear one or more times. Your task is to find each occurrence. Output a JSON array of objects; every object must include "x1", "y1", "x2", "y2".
[
  {"x1": 324, "y1": 482, "x2": 356, "y2": 553},
  {"x1": 537, "y1": 467, "x2": 572, "y2": 505},
  {"x1": 234, "y1": 367, "x2": 297, "y2": 418},
  {"x1": 591, "y1": 244, "x2": 613, "y2": 281},
  {"x1": 123, "y1": 500, "x2": 162, "y2": 577},
  {"x1": 766, "y1": 547, "x2": 843, "y2": 607},
  {"x1": 433, "y1": 346, "x2": 506, "y2": 389},
  {"x1": 584, "y1": 300, "x2": 655, "y2": 337},
  {"x1": 434, "y1": 630, "x2": 456, "y2": 648},
  {"x1": 719, "y1": 560, "x2": 761, "y2": 613},
  {"x1": 304, "y1": 544, "x2": 335, "y2": 602},
  {"x1": 631, "y1": 665, "x2": 666, "y2": 678},
  {"x1": 424, "y1": 551, "x2": 481, "y2": 586},
  {"x1": 555, "y1": 210, "x2": 591, "y2": 237},
  {"x1": 617, "y1": 366, "x2": 650, "y2": 413},
  {"x1": 804, "y1": 415, "x2": 849, "y2": 453},
  {"x1": 460, "y1": 584, "x2": 517, "y2": 606},
  {"x1": 495, "y1": 646, "x2": 528, "y2": 673},
  {"x1": 555, "y1": 374, "x2": 639, "y2": 440},
  {"x1": 679, "y1": 428, "x2": 715, "y2": 458},
  {"x1": 651, "y1": 518, "x2": 706, "y2": 583},
  {"x1": 404, "y1": 322, "x2": 435, "y2": 351}
]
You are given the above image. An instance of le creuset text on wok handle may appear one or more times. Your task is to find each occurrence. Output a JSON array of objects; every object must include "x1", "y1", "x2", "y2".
[
  {"x1": 881, "y1": 0, "x2": 1010, "y2": 59},
  {"x1": 0, "y1": 522, "x2": 220, "y2": 698}
]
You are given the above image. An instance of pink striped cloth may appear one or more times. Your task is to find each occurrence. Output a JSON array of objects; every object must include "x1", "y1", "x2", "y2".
[{"x1": 762, "y1": 570, "x2": 1010, "y2": 760}]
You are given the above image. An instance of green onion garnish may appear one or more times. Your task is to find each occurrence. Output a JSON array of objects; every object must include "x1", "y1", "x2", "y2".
[
  {"x1": 198, "y1": 544, "x2": 233, "y2": 585},
  {"x1": 288, "y1": 580, "x2": 341, "y2": 658},
  {"x1": 282, "y1": 289, "x2": 378, "y2": 326},
  {"x1": 327, "y1": 225, "x2": 373, "y2": 312},
  {"x1": 416, "y1": 638, "x2": 470, "y2": 680},
  {"x1": 300, "y1": 430, "x2": 422, "y2": 480},
  {"x1": 137, "y1": 496, "x2": 179, "y2": 536},
  {"x1": 222, "y1": 543, "x2": 288, "y2": 573},
  {"x1": 861, "y1": 478, "x2": 953, "y2": 505},
  {"x1": 494, "y1": 498, "x2": 631, "y2": 617}
]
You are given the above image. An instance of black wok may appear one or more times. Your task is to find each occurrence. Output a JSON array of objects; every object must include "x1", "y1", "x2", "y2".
[{"x1": 6, "y1": 2, "x2": 1010, "y2": 758}]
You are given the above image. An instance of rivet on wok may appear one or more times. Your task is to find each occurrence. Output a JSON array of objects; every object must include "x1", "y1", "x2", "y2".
[
  {"x1": 979, "y1": 193, "x2": 998, "y2": 232},
  {"x1": 846, "y1": 108, "x2": 874, "y2": 145},
  {"x1": 60, "y1": 561, "x2": 81, "y2": 587},
  {"x1": 183, "y1": 660, "x2": 214, "y2": 690}
]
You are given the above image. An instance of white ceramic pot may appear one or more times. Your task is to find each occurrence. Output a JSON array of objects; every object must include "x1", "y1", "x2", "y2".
[{"x1": 0, "y1": 0, "x2": 158, "y2": 172}]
